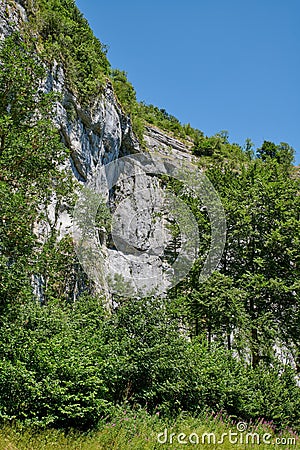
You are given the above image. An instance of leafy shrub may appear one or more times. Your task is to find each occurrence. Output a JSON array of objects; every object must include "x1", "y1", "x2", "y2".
[
  {"x1": 0, "y1": 295, "x2": 299, "y2": 430},
  {"x1": 26, "y1": 0, "x2": 110, "y2": 103},
  {"x1": 0, "y1": 297, "x2": 111, "y2": 429}
]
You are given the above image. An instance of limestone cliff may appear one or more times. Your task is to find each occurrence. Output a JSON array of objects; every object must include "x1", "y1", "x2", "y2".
[{"x1": 0, "y1": 0, "x2": 195, "y2": 299}]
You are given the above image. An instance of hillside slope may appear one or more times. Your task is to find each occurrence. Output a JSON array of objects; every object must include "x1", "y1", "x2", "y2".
[{"x1": 0, "y1": 0, "x2": 300, "y2": 433}]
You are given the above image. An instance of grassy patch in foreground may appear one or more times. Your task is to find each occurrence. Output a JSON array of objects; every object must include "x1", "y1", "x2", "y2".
[{"x1": 1, "y1": 410, "x2": 299, "y2": 449}]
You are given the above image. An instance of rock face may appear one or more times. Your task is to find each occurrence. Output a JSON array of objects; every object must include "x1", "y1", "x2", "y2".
[
  {"x1": 144, "y1": 125, "x2": 193, "y2": 160},
  {"x1": 44, "y1": 62, "x2": 140, "y2": 182},
  {"x1": 0, "y1": 0, "x2": 194, "y2": 299},
  {"x1": 0, "y1": 0, "x2": 26, "y2": 40}
]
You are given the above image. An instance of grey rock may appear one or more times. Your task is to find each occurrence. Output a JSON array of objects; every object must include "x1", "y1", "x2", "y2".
[
  {"x1": 0, "y1": 1, "x2": 193, "y2": 300},
  {"x1": 0, "y1": 0, "x2": 26, "y2": 40}
]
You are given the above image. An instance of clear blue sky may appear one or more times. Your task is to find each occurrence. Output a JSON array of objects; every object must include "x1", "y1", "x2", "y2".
[{"x1": 75, "y1": 0, "x2": 300, "y2": 164}]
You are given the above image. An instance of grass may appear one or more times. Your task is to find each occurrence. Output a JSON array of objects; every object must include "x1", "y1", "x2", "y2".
[{"x1": 0, "y1": 410, "x2": 299, "y2": 449}]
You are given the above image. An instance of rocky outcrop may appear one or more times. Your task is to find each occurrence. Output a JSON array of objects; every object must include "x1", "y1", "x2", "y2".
[
  {"x1": 0, "y1": 0, "x2": 195, "y2": 300},
  {"x1": 43, "y1": 62, "x2": 140, "y2": 182},
  {"x1": 0, "y1": 0, "x2": 26, "y2": 40},
  {"x1": 144, "y1": 125, "x2": 192, "y2": 156},
  {"x1": 1, "y1": 1, "x2": 140, "y2": 184}
]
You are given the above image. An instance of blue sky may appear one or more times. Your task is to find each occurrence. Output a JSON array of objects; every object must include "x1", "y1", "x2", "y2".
[{"x1": 75, "y1": 0, "x2": 300, "y2": 164}]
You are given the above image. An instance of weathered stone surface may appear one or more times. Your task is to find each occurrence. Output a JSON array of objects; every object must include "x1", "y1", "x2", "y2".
[
  {"x1": 106, "y1": 169, "x2": 173, "y2": 296},
  {"x1": 0, "y1": 0, "x2": 26, "y2": 40},
  {"x1": 144, "y1": 125, "x2": 194, "y2": 162},
  {"x1": 44, "y1": 61, "x2": 140, "y2": 182},
  {"x1": 0, "y1": 1, "x2": 193, "y2": 299}
]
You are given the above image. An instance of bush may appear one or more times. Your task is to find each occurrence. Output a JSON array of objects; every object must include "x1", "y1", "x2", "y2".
[
  {"x1": 26, "y1": 0, "x2": 110, "y2": 103},
  {"x1": 0, "y1": 297, "x2": 111, "y2": 429},
  {"x1": 0, "y1": 295, "x2": 299, "y2": 430}
]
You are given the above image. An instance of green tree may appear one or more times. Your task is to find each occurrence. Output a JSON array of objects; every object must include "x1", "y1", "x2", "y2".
[
  {"x1": 257, "y1": 140, "x2": 295, "y2": 168},
  {"x1": 171, "y1": 155, "x2": 299, "y2": 368},
  {"x1": 0, "y1": 33, "x2": 73, "y2": 309},
  {"x1": 111, "y1": 69, "x2": 137, "y2": 114},
  {"x1": 204, "y1": 159, "x2": 300, "y2": 366},
  {"x1": 189, "y1": 272, "x2": 247, "y2": 350}
]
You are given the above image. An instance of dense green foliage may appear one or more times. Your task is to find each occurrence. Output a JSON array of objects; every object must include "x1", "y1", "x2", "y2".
[
  {"x1": 136, "y1": 103, "x2": 204, "y2": 142},
  {"x1": 1, "y1": 296, "x2": 300, "y2": 430},
  {"x1": 169, "y1": 156, "x2": 300, "y2": 367}
]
